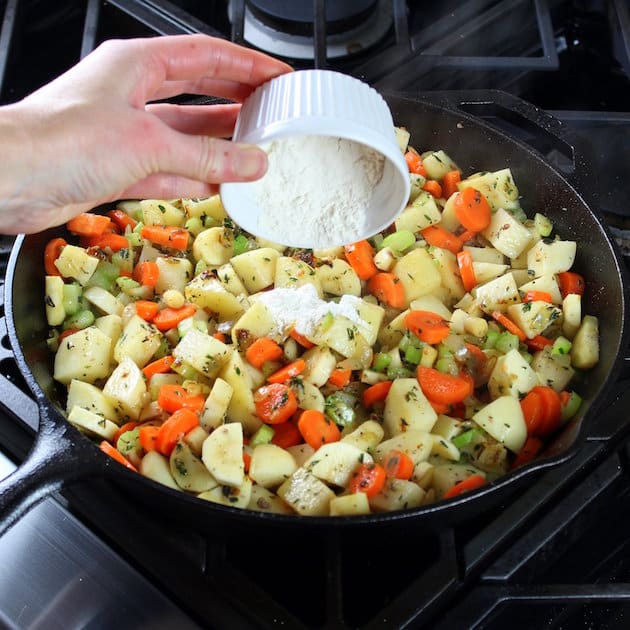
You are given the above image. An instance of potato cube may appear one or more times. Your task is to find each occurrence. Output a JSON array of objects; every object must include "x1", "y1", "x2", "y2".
[
  {"x1": 173, "y1": 328, "x2": 232, "y2": 378},
  {"x1": 54, "y1": 327, "x2": 112, "y2": 385},
  {"x1": 103, "y1": 356, "x2": 147, "y2": 420},
  {"x1": 393, "y1": 248, "x2": 441, "y2": 304},
  {"x1": 230, "y1": 248, "x2": 281, "y2": 293},
  {"x1": 383, "y1": 379, "x2": 437, "y2": 436}
]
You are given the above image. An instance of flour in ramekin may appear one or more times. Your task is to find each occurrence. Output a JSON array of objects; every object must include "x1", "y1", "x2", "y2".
[{"x1": 252, "y1": 135, "x2": 384, "y2": 247}]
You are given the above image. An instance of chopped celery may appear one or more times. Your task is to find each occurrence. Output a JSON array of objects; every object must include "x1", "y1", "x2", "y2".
[
  {"x1": 117, "y1": 427, "x2": 142, "y2": 458},
  {"x1": 172, "y1": 361, "x2": 198, "y2": 380},
  {"x1": 112, "y1": 248, "x2": 134, "y2": 273},
  {"x1": 86, "y1": 261, "x2": 120, "y2": 292},
  {"x1": 63, "y1": 309, "x2": 95, "y2": 331},
  {"x1": 452, "y1": 428, "x2": 481, "y2": 449},
  {"x1": 177, "y1": 316, "x2": 195, "y2": 338},
  {"x1": 133, "y1": 221, "x2": 145, "y2": 234},
  {"x1": 62, "y1": 283, "x2": 82, "y2": 316},
  {"x1": 561, "y1": 391, "x2": 582, "y2": 422},
  {"x1": 320, "y1": 312, "x2": 334, "y2": 332},
  {"x1": 437, "y1": 344, "x2": 454, "y2": 359},
  {"x1": 404, "y1": 345, "x2": 423, "y2": 365},
  {"x1": 534, "y1": 212, "x2": 553, "y2": 237},
  {"x1": 495, "y1": 331, "x2": 519, "y2": 354},
  {"x1": 116, "y1": 276, "x2": 141, "y2": 294},
  {"x1": 153, "y1": 337, "x2": 171, "y2": 360},
  {"x1": 386, "y1": 365, "x2": 413, "y2": 379},
  {"x1": 194, "y1": 260, "x2": 208, "y2": 276},
  {"x1": 233, "y1": 234, "x2": 250, "y2": 256},
  {"x1": 381, "y1": 230, "x2": 416, "y2": 253},
  {"x1": 126, "y1": 231, "x2": 143, "y2": 248},
  {"x1": 250, "y1": 424, "x2": 275, "y2": 447},
  {"x1": 372, "y1": 352, "x2": 392, "y2": 373},
  {"x1": 325, "y1": 392, "x2": 357, "y2": 427},
  {"x1": 435, "y1": 357, "x2": 458, "y2": 376},
  {"x1": 552, "y1": 336, "x2": 572, "y2": 356},
  {"x1": 185, "y1": 217, "x2": 205, "y2": 237},
  {"x1": 483, "y1": 328, "x2": 500, "y2": 349},
  {"x1": 371, "y1": 233, "x2": 384, "y2": 250}
]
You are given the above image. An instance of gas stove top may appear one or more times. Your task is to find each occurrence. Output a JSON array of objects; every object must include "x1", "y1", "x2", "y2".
[{"x1": 0, "y1": 1, "x2": 629, "y2": 629}]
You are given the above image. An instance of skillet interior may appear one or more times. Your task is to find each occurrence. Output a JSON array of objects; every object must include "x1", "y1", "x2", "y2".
[{"x1": 6, "y1": 92, "x2": 628, "y2": 530}]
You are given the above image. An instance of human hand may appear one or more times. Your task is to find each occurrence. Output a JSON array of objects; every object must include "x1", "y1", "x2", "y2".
[{"x1": 0, "y1": 34, "x2": 292, "y2": 234}]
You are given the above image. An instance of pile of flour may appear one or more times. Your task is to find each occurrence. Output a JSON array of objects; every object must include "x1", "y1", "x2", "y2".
[{"x1": 252, "y1": 135, "x2": 385, "y2": 247}]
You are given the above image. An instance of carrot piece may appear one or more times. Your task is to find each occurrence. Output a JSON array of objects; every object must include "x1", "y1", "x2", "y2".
[
  {"x1": 405, "y1": 310, "x2": 451, "y2": 345},
  {"x1": 520, "y1": 388, "x2": 545, "y2": 435},
  {"x1": 157, "y1": 384, "x2": 205, "y2": 414},
  {"x1": 242, "y1": 450, "x2": 252, "y2": 474},
  {"x1": 143, "y1": 355, "x2": 175, "y2": 379},
  {"x1": 417, "y1": 366, "x2": 474, "y2": 405},
  {"x1": 456, "y1": 249, "x2": 478, "y2": 292},
  {"x1": 525, "y1": 335, "x2": 554, "y2": 352},
  {"x1": 152, "y1": 304, "x2": 197, "y2": 331},
  {"x1": 453, "y1": 187, "x2": 492, "y2": 232},
  {"x1": 139, "y1": 425, "x2": 160, "y2": 452},
  {"x1": 328, "y1": 368, "x2": 352, "y2": 388},
  {"x1": 458, "y1": 230, "x2": 477, "y2": 243},
  {"x1": 289, "y1": 328, "x2": 315, "y2": 349},
  {"x1": 422, "y1": 180, "x2": 443, "y2": 198},
  {"x1": 442, "y1": 170, "x2": 461, "y2": 199},
  {"x1": 267, "y1": 359, "x2": 306, "y2": 384},
  {"x1": 254, "y1": 383, "x2": 299, "y2": 424},
  {"x1": 344, "y1": 240, "x2": 378, "y2": 280},
  {"x1": 421, "y1": 225, "x2": 463, "y2": 254},
  {"x1": 44, "y1": 237, "x2": 67, "y2": 276},
  {"x1": 245, "y1": 337, "x2": 284, "y2": 369},
  {"x1": 135, "y1": 299, "x2": 159, "y2": 322},
  {"x1": 491, "y1": 311, "x2": 526, "y2": 342},
  {"x1": 140, "y1": 224, "x2": 189, "y2": 250},
  {"x1": 383, "y1": 449, "x2": 414, "y2": 480},
  {"x1": 58, "y1": 328, "x2": 79, "y2": 341},
  {"x1": 133, "y1": 261, "x2": 160, "y2": 288},
  {"x1": 99, "y1": 440, "x2": 138, "y2": 472},
  {"x1": 271, "y1": 421, "x2": 302, "y2": 449},
  {"x1": 362, "y1": 380, "x2": 393, "y2": 407},
  {"x1": 404, "y1": 151, "x2": 426, "y2": 176},
  {"x1": 348, "y1": 462, "x2": 387, "y2": 498},
  {"x1": 91, "y1": 233, "x2": 130, "y2": 252},
  {"x1": 155, "y1": 408, "x2": 199, "y2": 456},
  {"x1": 522, "y1": 290, "x2": 553, "y2": 303},
  {"x1": 297, "y1": 409, "x2": 341, "y2": 450},
  {"x1": 530, "y1": 385, "x2": 563, "y2": 436},
  {"x1": 66, "y1": 213, "x2": 112, "y2": 237},
  {"x1": 212, "y1": 332, "x2": 227, "y2": 343},
  {"x1": 557, "y1": 271, "x2": 585, "y2": 298},
  {"x1": 107, "y1": 209, "x2": 137, "y2": 231},
  {"x1": 367, "y1": 272, "x2": 406, "y2": 309},
  {"x1": 512, "y1": 436, "x2": 544, "y2": 469},
  {"x1": 559, "y1": 390, "x2": 571, "y2": 408},
  {"x1": 113, "y1": 421, "x2": 140, "y2": 445},
  {"x1": 442, "y1": 474, "x2": 485, "y2": 499}
]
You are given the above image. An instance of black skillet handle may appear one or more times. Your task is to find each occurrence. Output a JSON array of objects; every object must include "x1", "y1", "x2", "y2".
[{"x1": 0, "y1": 392, "x2": 110, "y2": 536}]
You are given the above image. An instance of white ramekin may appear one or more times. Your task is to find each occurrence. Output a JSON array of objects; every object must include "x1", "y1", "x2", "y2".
[{"x1": 220, "y1": 69, "x2": 409, "y2": 248}]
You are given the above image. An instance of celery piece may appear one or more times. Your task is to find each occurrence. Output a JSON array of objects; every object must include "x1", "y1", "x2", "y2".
[
  {"x1": 534, "y1": 213, "x2": 553, "y2": 237},
  {"x1": 320, "y1": 312, "x2": 334, "y2": 332},
  {"x1": 495, "y1": 331, "x2": 519, "y2": 354},
  {"x1": 483, "y1": 328, "x2": 501, "y2": 349},
  {"x1": 177, "y1": 316, "x2": 195, "y2": 338},
  {"x1": 233, "y1": 234, "x2": 250, "y2": 256},
  {"x1": 371, "y1": 233, "x2": 384, "y2": 250},
  {"x1": 185, "y1": 217, "x2": 205, "y2": 237},
  {"x1": 325, "y1": 392, "x2": 357, "y2": 427},
  {"x1": 126, "y1": 231, "x2": 143, "y2": 248},
  {"x1": 552, "y1": 336, "x2": 572, "y2": 356},
  {"x1": 404, "y1": 345, "x2": 423, "y2": 365},
  {"x1": 386, "y1": 365, "x2": 413, "y2": 379},
  {"x1": 561, "y1": 391, "x2": 582, "y2": 422},
  {"x1": 62, "y1": 283, "x2": 83, "y2": 316},
  {"x1": 117, "y1": 427, "x2": 142, "y2": 458},
  {"x1": 116, "y1": 276, "x2": 141, "y2": 293},
  {"x1": 133, "y1": 221, "x2": 145, "y2": 234},
  {"x1": 63, "y1": 309, "x2": 95, "y2": 331},
  {"x1": 435, "y1": 357, "x2": 458, "y2": 376},
  {"x1": 153, "y1": 337, "x2": 170, "y2": 360},
  {"x1": 194, "y1": 260, "x2": 208, "y2": 276},
  {"x1": 172, "y1": 361, "x2": 198, "y2": 380},
  {"x1": 372, "y1": 352, "x2": 392, "y2": 373},
  {"x1": 86, "y1": 261, "x2": 120, "y2": 292},
  {"x1": 452, "y1": 429, "x2": 478, "y2": 449},
  {"x1": 250, "y1": 424, "x2": 275, "y2": 447},
  {"x1": 112, "y1": 249, "x2": 134, "y2": 273},
  {"x1": 437, "y1": 344, "x2": 454, "y2": 359},
  {"x1": 381, "y1": 230, "x2": 416, "y2": 253}
]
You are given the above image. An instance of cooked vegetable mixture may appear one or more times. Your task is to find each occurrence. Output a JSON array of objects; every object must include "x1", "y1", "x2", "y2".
[{"x1": 44, "y1": 129, "x2": 598, "y2": 516}]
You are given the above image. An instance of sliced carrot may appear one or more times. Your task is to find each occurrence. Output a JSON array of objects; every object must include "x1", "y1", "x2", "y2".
[
  {"x1": 328, "y1": 368, "x2": 352, "y2": 388},
  {"x1": 270, "y1": 421, "x2": 302, "y2": 449},
  {"x1": 453, "y1": 187, "x2": 492, "y2": 232},
  {"x1": 525, "y1": 335, "x2": 554, "y2": 352},
  {"x1": 155, "y1": 408, "x2": 199, "y2": 456},
  {"x1": 443, "y1": 474, "x2": 485, "y2": 499},
  {"x1": 422, "y1": 180, "x2": 442, "y2": 198},
  {"x1": 113, "y1": 421, "x2": 140, "y2": 445},
  {"x1": 367, "y1": 272, "x2": 406, "y2": 309},
  {"x1": 458, "y1": 230, "x2": 477, "y2": 243},
  {"x1": 133, "y1": 261, "x2": 160, "y2": 288},
  {"x1": 91, "y1": 233, "x2": 130, "y2": 252},
  {"x1": 143, "y1": 355, "x2": 175, "y2": 379},
  {"x1": 348, "y1": 462, "x2": 387, "y2": 498},
  {"x1": 557, "y1": 271, "x2": 585, "y2": 298},
  {"x1": 242, "y1": 450, "x2": 251, "y2": 474},
  {"x1": 152, "y1": 304, "x2": 197, "y2": 331},
  {"x1": 245, "y1": 337, "x2": 284, "y2": 369},
  {"x1": 58, "y1": 328, "x2": 79, "y2": 342},
  {"x1": 491, "y1": 311, "x2": 526, "y2": 342},
  {"x1": 141, "y1": 224, "x2": 190, "y2": 250},
  {"x1": 297, "y1": 409, "x2": 341, "y2": 450},
  {"x1": 457, "y1": 249, "x2": 477, "y2": 292},
  {"x1": 417, "y1": 366, "x2": 474, "y2": 405},
  {"x1": 107, "y1": 209, "x2": 137, "y2": 231},
  {"x1": 442, "y1": 170, "x2": 461, "y2": 199},
  {"x1": 44, "y1": 237, "x2": 67, "y2": 276},
  {"x1": 289, "y1": 328, "x2": 315, "y2": 349},
  {"x1": 157, "y1": 384, "x2": 205, "y2": 414},
  {"x1": 344, "y1": 240, "x2": 378, "y2": 280},
  {"x1": 512, "y1": 436, "x2": 544, "y2": 469},
  {"x1": 267, "y1": 359, "x2": 306, "y2": 384},
  {"x1": 99, "y1": 440, "x2": 138, "y2": 472},
  {"x1": 362, "y1": 380, "x2": 393, "y2": 407},
  {"x1": 520, "y1": 388, "x2": 545, "y2": 435},
  {"x1": 405, "y1": 310, "x2": 450, "y2": 345},
  {"x1": 135, "y1": 299, "x2": 159, "y2": 322},
  {"x1": 383, "y1": 449, "x2": 414, "y2": 480},
  {"x1": 421, "y1": 224, "x2": 463, "y2": 254},
  {"x1": 404, "y1": 151, "x2": 426, "y2": 176},
  {"x1": 67, "y1": 213, "x2": 112, "y2": 237},
  {"x1": 212, "y1": 332, "x2": 227, "y2": 343},
  {"x1": 254, "y1": 383, "x2": 299, "y2": 424},
  {"x1": 139, "y1": 425, "x2": 160, "y2": 452},
  {"x1": 530, "y1": 385, "x2": 562, "y2": 436},
  {"x1": 522, "y1": 290, "x2": 553, "y2": 303}
]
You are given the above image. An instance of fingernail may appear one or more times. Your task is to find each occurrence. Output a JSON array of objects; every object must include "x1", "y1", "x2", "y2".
[{"x1": 234, "y1": 146, "x2": 267, "y2": 179}]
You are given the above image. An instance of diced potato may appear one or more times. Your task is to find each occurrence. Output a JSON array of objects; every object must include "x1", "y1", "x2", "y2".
[
  {"x1": 431, "y1": 435, "x2": 460, "y2": 461},
  {"x1": 377, "y1": 309, "x2": 408, "y2": 348},
  {"x1": 395, "y1": 126, "x2": 410, "y2": 153},
  {"x1": 488, "y1": 348, "x2": 539, "y2": 399},
  {"x1": 274, "y1": 256, "x2": 322, "y2": 297},
  {"x1": 185, "y1": 273, "x2": 244, "y2": 321},
  {"x1": 170, "y1": 440, "x2": 218, "y2": 493},
  {"x1": 430, "y1": 247, "x2": 465, "y2": 303},
  {"x1": 393, "y1": 248, "x2": 442, "y2": 304},
  {"x1": 531, "y1": 346, "x2": 575, "y2": 391},
  {"x1": 290, "y1": 378, "x2": 325, "y2": 413},
  {"x1": 155, "y1": 256, "x2": 193, "y2": 294},
  {"x1": 440, "y1": 192, "x2": 460, "y2": 232},
  {"x1": 67, "y1": 406, "x2": 118, "y2": 441},
  {"x1": 459, "y1": 168, "x2": 520, "y2": 211},
  {"x1": 192, "y1": 226, "x2": 234, "y2": 266},
  {"x1": 173, "y1": 328, "x2": 232, "y2": 378},
  {"x1": 383, "y1": 378, "x2": 438, "y2": 436},
  {"x1": 315, "y1": 259, "x2": 361, "y2": 296},
  {"x1": 231, "y1": 301, "x2": 278, "y2": 350},
  {"x1": 409, "y1": 295, "x2": 452, "y2": 321},
  {"x1": 277, "y1": 467, "x2": 335, "y2": 516},
  {"x1": 182, "y1": 195, "x2": 227, "y2": 222},
  {"x1": 216, "y1": 262, "x2": 249, "y2": 297},
  {"x1": 83, "y1": 286, "x2": 124, "y2": 316},
  {"x1": 571, "y1": 315, "x2": 599, "y2": 370},
  {"x1": 316, "y1": 316, "x2": 371, "y2": 363},
  {"x1": 140, "y1": 199, "x2": 185, "y2": 226},
  {"x1": 431, "y1": 415, "x2": 464, "y2": 441},
  {"x1": 45, "y1": 276, "x2": 65, "y2": 326},
  {"x1": 201, "y1": 422, "x2": 244, "y2": 487},
  {"x1": 369, "y1": 478, "x2": 425, "y2": 512},
  {"x1": 421, "y1": 150, "x2": 459, "y2": 181},
  {"x1": 432, "y1": 463, "x2": 486, "y2": 499},
  {"x1": 201, "y1": 377, "x2": 233, "y2": 431},
  {"x1": 304, "y1": 442, "x2": 369, "y2": 488},
  {"x1": 506, "y1": 302, "x2": 562, "y2": 340},
  {"x1": 286, "y1": 443, "x2": 316, "y2": 468},
  {"x1": 54, "y1": 327, "x2": 112, "y2": 385},
  {"x1": 94, "y1": 315, "x2": 123, "y2": 352},
  {"x1": 353, "y1": 299, "x2": 385, "y2": 346},
  {"x1": 54, "y1": 244, "x2": 99, "y2": 285},
  {"x1": 482, "y1": 207, "x2": 532, "y2": 259},
  {"x1": 474, "y1": 272, "x2": 520, "y2": 314},
  {"x1": 374, "y1": 430, "x2": 433, "y2": 465},
  {"x1": 473, "y1": 262, "x2": 509, "y2": 285},
  {"x1": 472, "y1": 395, "x2": 527, "y2": 453},
  {"x1": 464, "y1": 246, "x2": 505, "y2": 265},
  {"x1": 395, "y1": 191, "x2": 441, "y2": 233},
  {"x1": 113, "y1": 315, "x2": 162, "y2": 368},
  {"x1": 218, "y1": 352, "x2": 261, "y2": 434},
  {"x1": 247, "y1": 484, "x2": 295, "y2": 514},
  {"x1": 527, "y1": 240, "x2": 577, "y2": 277},
  {"x1": 198, "y1": 477, "x2": 253, "y2": 509},
  {"x1": 184, "y1": 425, "x2": 208, "y2": 456},
  {"x1": 302, "y1": 346, "x2": 337, "y2": 387},
  {"x1": 66, "y1": 379, "x2": 119, "y2": 422},
  {"x1": 330, "y1": 493, "x2": 371, "y2": 516},
  {"x1": 102, "y1": 357, "x2": 147, "y2": 420},
  {"x1": 341, "y1": 420, "x2": 385, "y2": 452},
  {"x1": 139, "y1": 451, "x2": 180, "y2": 490},
  {"x1": 231, "y1": 248, "x2": 281, "y2": 293},
  {"x1": 249, "y1": 444, "x2": 297, "y2": 488},
  {"x1": 519, "y1": 274, "x2": 562, "y2": 304},
  {"x1": 562, "y1": 293, "x2": 581, "y2": 339}
]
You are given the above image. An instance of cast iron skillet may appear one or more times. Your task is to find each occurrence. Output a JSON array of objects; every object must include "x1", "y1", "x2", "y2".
[{"x1": 0, "y1": 91, "x2": 627, "y2": 535}]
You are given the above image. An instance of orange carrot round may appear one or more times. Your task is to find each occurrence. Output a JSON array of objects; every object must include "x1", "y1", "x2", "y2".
[
  {"x1": 135, "y1": 300, "x2": 159, "y2": 322},
  {"x1": 529, "y1": 385, "x2": 562, "y2": 436},
  {"x1": 344, "y1": 240, "x2": 378, "y2": 280},
  {"x1": 99, "y1": 440, "x2": 138, "y2": 472},
  {"x1": 525, "y1": 335, "x2": 554, "y2": 352},
  {"x1": 142, "y1": 355, "x2": 175, "y2": 380},
  {"x1": 44, "y1": 237, "x2": 67, "y2": 276},
  {"x1": 367, "y1": 272, "x2": 406, "y2": 308},
  {"x1": 362, "y1": 380, "x2": 393, "y2": 407},
  {"x1": 422, "y1": 180, "x2": 442, "y2": 198},
  {"x1": 348, "y1": 462, "x2": 387, "y2": 497},
  {"x1": 139, "y1": 425, "x2": 160, "y2": 452},
  {"x1": 404, "y1": 151, "x2": 426, "y2": 176},
  {"x1": 557, "y1": 271, "x2": 585, "y2": 298},
  {"x1": 141, "y1": 224, "x2": 190, "y2": 250},
  {"x1": 383, "y1": 449, "x2": 414, "y2": 480},
  {"x1": 328, "y1": 368, "x2": 352, "y2": 388},
  {"x1": 271, "y1": 421, "x2": 302, "y2": 449},
  {"x1": 157, "y1": 384, "x2": 205, "y2": 414},
  {"x1": 297, "y1": 409, "x2": 341, "y2": 449},
  {"x1": 417, "y1": 366, "x2": 474, "y2": 405},
  {"x1": 107, "y1": 209, "x2": 137, "y2": 231},
  {"x1": 454, "y1": 187, "x2": 491, "y2": 232},
  {"x1": 522, "y1": 290, "x2": 553, "y2": 303},
  {"x1": 289, "y1": 328, "x2": 315, "y2": 349},
  {"x1": 456, "y1": 249, "x2": 477, "y2": 292},
  {"x1": 245, "y1": 337, "x2": 284, "y2": 369},
  {"x1": 512, "y1": 436, "x2": 544, "y2": 469},
  {"x1": 67, "y1": 213, "x2": 112, "y2": 237},
  {"x1": 405, "y1": 310, "x2": 450, "y2": 345},
  {"x1": 91, "y1": 233, "x2": 130, "y2": 252},
  {"x1": 152, "y1": 304, "x2": 197, "y2": 332},
  {"x1": 254, "y1": 383, "x2": 299, "y2": 424},
  {"x1": 155, "y1": 408, "x2": 199, "y2": 456},
  {"x1": 267, "y1": 359, "x2": 306, "y2": 384},
  {"x1": 421, "y1": 224, "x2": 463, "y2": 254},
  {"x1": 491, "y1": 311, "x2": 526, "y2": 342},
  {"x1": 441, "y1": 169, "x2": 461, "y2": 199},
  {"x1": 133, "y1": 261, "x2": 160, "y2": 288},
  {"x1": 442, "y1": 474, "x2": 485, "y2": 499}
]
